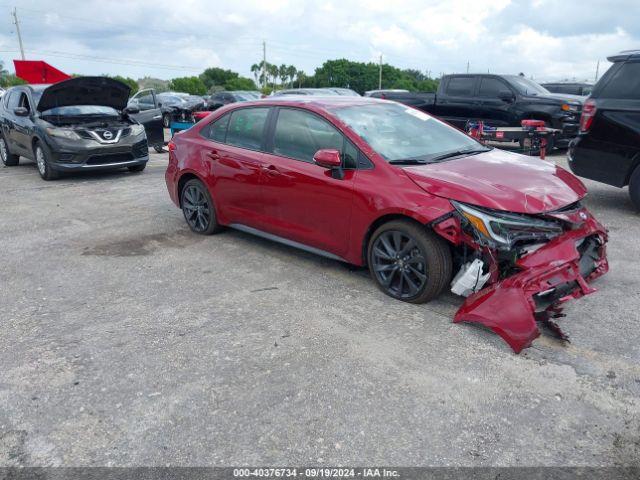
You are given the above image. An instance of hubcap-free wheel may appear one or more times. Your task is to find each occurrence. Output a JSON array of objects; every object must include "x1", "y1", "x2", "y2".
[
  {"x1": 180, "y1": 179, "x2": 222, "y2": 235},
  {"x1": 371, "y1": 230, "x2": 428, "y2": 299},
  {"x1": 0, "y1": 137, "x2": 18, "y2": 166},
  {"x1": 367, "y1": 220, "x2": 452, "y2": 304},
  {"x1": 36, "y1": 146, "x2": 46, "y2": 175}
]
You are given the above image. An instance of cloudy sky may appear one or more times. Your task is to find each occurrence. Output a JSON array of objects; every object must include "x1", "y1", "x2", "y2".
[{"x1": 1, "y1": 0, "x2": 637, "y2": 83}]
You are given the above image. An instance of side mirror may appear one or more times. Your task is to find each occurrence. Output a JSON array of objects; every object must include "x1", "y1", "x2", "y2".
[
  {"x1": 313, "y1": 149, "x2": 342, "y2": 169},
  {"x1": 498, "y1": 90, "x2": 514, "y2": 102},
  {"x1": 14, "y1": 107, "x2": 29, "y2": 117},
  {"x1": 124, "y1": 106, "x2": 140, "y2": 114}
]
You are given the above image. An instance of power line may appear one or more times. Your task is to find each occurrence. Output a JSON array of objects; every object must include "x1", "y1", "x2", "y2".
[{"x1": 0, "y1": 48, "x2": 202, "y2": 71}]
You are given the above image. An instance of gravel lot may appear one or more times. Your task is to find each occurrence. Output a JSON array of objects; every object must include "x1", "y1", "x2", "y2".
[{"x1": 1, "y1": 147, "x2": 639, "y2": 467}]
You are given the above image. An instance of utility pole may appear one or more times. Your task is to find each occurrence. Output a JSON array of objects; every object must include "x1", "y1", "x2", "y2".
[
  {"x1": 12, "y1": 8, "x2": 25, "y2": 60},
  {"x1": 262, "y1": 40, "x2": 266, "y2": 90},
  {"x1": 466, "y1": 61, "x2": 469, "y2": 73},
  {"x1": 595, "y1": 60, "x2": 600, "y2": 82},
  {"x1": 378, "y1": 54, "x2": 382, "y2": 89}
]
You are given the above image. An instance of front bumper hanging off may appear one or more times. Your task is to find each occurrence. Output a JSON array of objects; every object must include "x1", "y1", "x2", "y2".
[{"x1": 450, "y1": 215, "x2": 608, "y2": 353}]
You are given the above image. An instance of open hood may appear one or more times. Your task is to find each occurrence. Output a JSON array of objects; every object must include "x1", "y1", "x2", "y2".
[
  {"x1": 403, "y1": 149, "x2": 587, "y2": 214},
  {"x1": 37, "y1": 76, "x2": 131, "y2": 112}
]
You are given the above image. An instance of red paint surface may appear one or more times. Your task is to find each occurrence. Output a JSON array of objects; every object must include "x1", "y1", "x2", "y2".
[
  {"x1": 165, "y1": 97, "x2": 610, "y2": 352},
  {"x1": 13, "y1": 60, "x2": 71, "y2": 84}
]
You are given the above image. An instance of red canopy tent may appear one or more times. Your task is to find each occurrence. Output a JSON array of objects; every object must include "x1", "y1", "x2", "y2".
[{"x1": 13, "y1": 60, "x2": 71, "y2": 84}]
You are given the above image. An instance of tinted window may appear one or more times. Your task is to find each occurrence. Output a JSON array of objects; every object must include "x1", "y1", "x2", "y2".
[
  {"x1": 226, "y1": 108, "x2": 268, "y2": 150},
  {"x1": 273, "y1": 108, "x2": 343, "y2": 163},
  {"x1": 137, "y1": 93, "x2": 155, "y2": 110},
  {"x1": 478, "y1": 77, "x2": 508, "y2": 97},
  {"x1": 598, "y1": 62, "x2": 640, "y2": 99},
  {"x1": 203, "y1": 113, "x2": 230, "y2": 142},
  {"x1": 446, "y1": 77, "x2": 475, "y2": 96}
]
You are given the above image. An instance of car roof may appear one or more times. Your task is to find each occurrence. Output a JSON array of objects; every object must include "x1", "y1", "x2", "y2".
[
  {"x1": 607, "y1": 49, "x2": 640, "y2": 62},
  {"x1": 224, "y1": 95, "x2": 386, "y2": 111}
]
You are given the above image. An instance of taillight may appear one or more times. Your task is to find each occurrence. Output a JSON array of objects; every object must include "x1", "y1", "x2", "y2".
[
  {"x1": 580, "y1": 98, "x2": 597, "y2": 133},
  {"x1": 168, "y1": 141, "x2": 176, "y2": 152}
]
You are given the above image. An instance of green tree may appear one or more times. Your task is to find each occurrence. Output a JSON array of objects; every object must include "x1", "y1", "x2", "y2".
[
  {"x1": 109, "y1": 75, "x2": 139, "y2": 95},
  {"x1": 199, "y1": 67, "x2": 239, "y2": 90},
  {"x1": 224, "y1": 76, "x2": 257, "y2": 91},
  {"x1": 250, "y1": 63, "x2": 261, "y2": 87},
  {"x1": 169, "y1": 76, "x2": 207, "y2": 95}
]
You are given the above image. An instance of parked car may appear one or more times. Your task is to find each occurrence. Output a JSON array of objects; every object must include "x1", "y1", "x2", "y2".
[
  {"x1": 364, "y1": 89, "x2": 410, "y2": 97},
  {"x1": 164, "y1": 96, "x2": 608, "y2": 353},
  {"x1": 378, "y1": 74, "x2": 584, "y2": 150},
  {"x1": 272, "y1": 88, "x2": 341, "y2": 96},
  {"x1": 329, "y1": 88, "x2": 360, "y2": 96},
  {"x1": 128, "y1": 90, "x2": 205, "y2": 129},
  {"x1": 121, "y1": 88, "x2": 166, "y2": 152},
  {"x1": 0, "y1": 77, "x2": 156, "y2": 180},
  {"x1": 542, "y1": 82, "x2": 593, "y2": 96},
  {"x1": 568, "y1": 50, "x2": 640, "y2": 209},
  {"x1": 206, "y1": 91, "x2": 261, "y2": 111}
]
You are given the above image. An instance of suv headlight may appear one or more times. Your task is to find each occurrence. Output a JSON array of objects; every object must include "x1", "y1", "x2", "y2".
[
  {"x1": 452, "y1": 201, "x2": 563, "y2": 250},
  {"x1": 130, "y1": 124, "x2": 145, "y2": 136},
  {"x1": 46, "y1": 127, "x2": 80, "y2": 140}
]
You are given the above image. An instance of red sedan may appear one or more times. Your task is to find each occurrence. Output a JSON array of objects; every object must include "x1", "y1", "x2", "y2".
[{"x1": 165, "y1": 96, "x2": 608, "y2": 353}]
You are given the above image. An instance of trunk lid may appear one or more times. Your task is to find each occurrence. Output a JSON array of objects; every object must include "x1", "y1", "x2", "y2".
[{"x1": 36, "y1": 77, "x2": 131, "y2": 112}]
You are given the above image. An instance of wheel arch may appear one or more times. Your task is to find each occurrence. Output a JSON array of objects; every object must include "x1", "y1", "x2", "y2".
[
  {"x1": 360, "y1": 213, "x2": 430, "y2": 266},
  {"x1": 177, "y1": 172, "x2": 203, "y2": 207}
]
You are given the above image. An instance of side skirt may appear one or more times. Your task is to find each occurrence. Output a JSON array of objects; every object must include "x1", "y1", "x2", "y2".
[{"x1": 229, "y1": 223, "x2": 348, "y2": 263}]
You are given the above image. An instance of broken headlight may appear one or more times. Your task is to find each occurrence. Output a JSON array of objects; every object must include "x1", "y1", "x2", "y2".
[{"x1": 452, "y1": 201, "x2": 563, "y2": 250}]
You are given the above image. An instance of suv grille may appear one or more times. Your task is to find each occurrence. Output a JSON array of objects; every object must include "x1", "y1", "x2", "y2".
[{"x1": 85, "y1": 153, "x2": 134, "y2": 165}]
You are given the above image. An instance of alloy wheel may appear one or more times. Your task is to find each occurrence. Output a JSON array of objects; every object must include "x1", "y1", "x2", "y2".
[
  {"x1": 0, "y1": 138, "x2": 7, "y2": 164},
  {"x1": 182, "y1": 184, "x2": 211, "y2": 232},
  {"x1": 36, "y1": 147, "x2": 46, "y2": 175},
  {"x1": 371, "y1": 230, "x2": 428, "y2": 299}
]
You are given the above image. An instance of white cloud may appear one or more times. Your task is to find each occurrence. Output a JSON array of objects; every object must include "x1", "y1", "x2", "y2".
[{"x1": 1, "y1": 0, "x2": 637, "y2": 83}]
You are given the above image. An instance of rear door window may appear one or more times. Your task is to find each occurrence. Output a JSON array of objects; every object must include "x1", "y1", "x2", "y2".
[
  {"x1": 478, "y1": 77, "x2": 508, "y2": 97},
  {"x1": 445, "y1": 76, "x2": 475, "y2": 96},
  {"x1": 597, "y1": 61, "x2": 640, "y2": 99},
  {"x1": 225, "y1": 107, "x2": 269, "y2": 150}
]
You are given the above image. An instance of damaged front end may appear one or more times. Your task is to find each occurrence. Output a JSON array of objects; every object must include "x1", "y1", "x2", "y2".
[{"x1": 433, "y1": 201, "x2": 608, "y2": 353}]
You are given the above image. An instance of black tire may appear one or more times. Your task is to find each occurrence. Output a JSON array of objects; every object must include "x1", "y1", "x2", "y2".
[
  {"x1": 180, "y1": 178, "x2": 223, "y2": 235},
  {"x1": 0, "y1": 135, "x2": 19, "y2": 166},
  {"x1": 128, "y1": 163, "x2": 146, "y2": 172},
  {"x1": 162, "y1": 113, "x2": 171, "y2": 128},
  {"x1": 153, "y1": 145, "x2": 165, "y2": 153},
  {"x1": 629, "y1": 165, "x2": 640, "y2": 211},
  {"x1": 34, "y1": 142, "x2": 59, "y2": 181},
  {"x1": 367, "y1": 220, "x2": 452, "y2": 304}
]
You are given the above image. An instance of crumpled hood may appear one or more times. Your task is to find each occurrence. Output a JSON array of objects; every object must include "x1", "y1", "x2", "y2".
[
  {"x1": 403, "y1": 149, "x2": 587, "y2": 214},
  {"x1": 37, "y1": 76, "x2": 131, "y2": 112}
]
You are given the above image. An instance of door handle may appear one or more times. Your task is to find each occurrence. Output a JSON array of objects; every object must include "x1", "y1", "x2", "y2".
[
  {"x1": 207, "y1": 150, "x2": 220, "y2": 160},
  {"x1": 261, "y1": 164, "x2": 281, "y2": 176}
]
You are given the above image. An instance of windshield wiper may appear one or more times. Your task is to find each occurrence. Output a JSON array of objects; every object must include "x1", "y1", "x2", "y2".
[
  {"x1": 388, "y1": 159, "x2": 429, "y2": 165},
  {"x1": 428, "y1": 147, "x2": 490, "y2": 163}
]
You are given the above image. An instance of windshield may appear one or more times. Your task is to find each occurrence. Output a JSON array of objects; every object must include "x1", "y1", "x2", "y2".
[
  {"x1": 330, "y1": 102, "x2": 485, "y2": 162},
  {"x1": 505, "y1": 76, "x2": 550, "y2": 96},
  {"x1": 40, "y1": 105, "x2": 119, "y2": 116}
]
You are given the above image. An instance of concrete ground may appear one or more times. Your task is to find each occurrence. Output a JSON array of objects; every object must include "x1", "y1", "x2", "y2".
[{"x1": 0, "y1": 148, "x2": 639, "y2": 467}]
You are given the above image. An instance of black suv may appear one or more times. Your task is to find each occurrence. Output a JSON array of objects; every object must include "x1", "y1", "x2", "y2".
[
  {"x1": 568, "y1": 50, "x2": 640, "y2": 209},
  {"x1": 0, "y1": 77, "x2": 156, "y2": 180}
]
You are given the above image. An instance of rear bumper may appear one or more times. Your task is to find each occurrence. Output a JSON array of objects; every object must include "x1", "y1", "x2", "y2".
[{"x1": 454, "y1": 213, "x2": 608, "y2": 353}]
